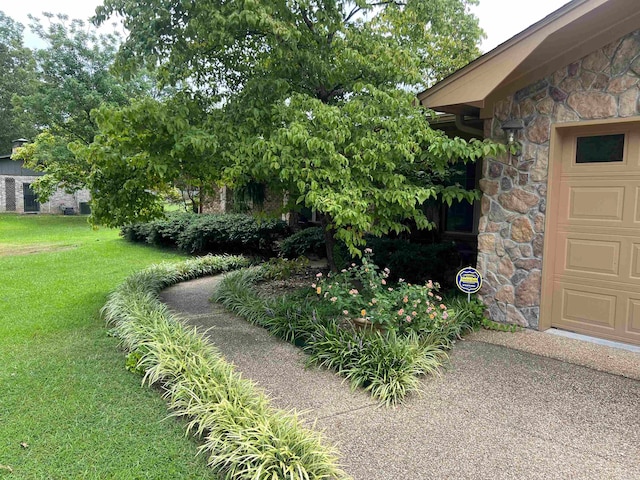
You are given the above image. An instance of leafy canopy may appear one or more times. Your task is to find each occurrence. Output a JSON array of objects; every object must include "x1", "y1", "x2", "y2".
[
  {"x1": 89, "y1": 0, "x2": 503, "y2": 257},
  {"x1": 12, "y1": 14, "x2": 152, "y2": 200},
  {"x1": 0, "y1": 11, "x2": 36, "y2": 153}
]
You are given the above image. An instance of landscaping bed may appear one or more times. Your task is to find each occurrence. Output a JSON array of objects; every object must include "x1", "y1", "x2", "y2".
[{"x1": 213, "y1": 253, "x2": 485, "y2": 406}]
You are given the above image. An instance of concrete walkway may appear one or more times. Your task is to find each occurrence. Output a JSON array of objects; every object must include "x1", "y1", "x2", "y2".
[{"x1": 160, "y1": 276, "x2": 640, "y2": 480}]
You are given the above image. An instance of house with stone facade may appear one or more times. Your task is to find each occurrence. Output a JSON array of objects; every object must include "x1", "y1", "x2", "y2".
[
  {"x1": 418, "y1": 0, "x2": 640, "y2": 346},
  {"x1": 0, "y1": 139, "x2": 91, "y2": 214}
]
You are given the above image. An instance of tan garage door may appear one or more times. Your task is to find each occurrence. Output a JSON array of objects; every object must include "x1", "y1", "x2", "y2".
[{"x1": 547, "y1": 122, "x2": 640, "y2": 346}]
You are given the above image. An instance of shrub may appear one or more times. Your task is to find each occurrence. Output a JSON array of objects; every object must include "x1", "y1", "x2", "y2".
[
  {"x1": 365, "y1": 238, "x2": 461, "y2": 287},
  {"x1": 313, "y1": 249, "x2": 450, "y2": 335},
  {"x1": 103, "y1": 256, "x2": 345, "y2": 480},
  {"x1": 176, "y1": 214, "x2": 289, "y2": 255},
  {"x1": 261, "y1": 256, "x2": 310, "y2": 280},
  {"x1": 121, "y1": 213, "x2": 290, "y2": 256},
  {"x1": 279, "y1": 227, "x2": 326, "y2": 258}
]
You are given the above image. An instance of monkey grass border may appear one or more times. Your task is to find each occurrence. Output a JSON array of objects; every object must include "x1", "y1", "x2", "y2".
[{"x1": 101, "y1": 255, "x2": 346, "y2": 480}]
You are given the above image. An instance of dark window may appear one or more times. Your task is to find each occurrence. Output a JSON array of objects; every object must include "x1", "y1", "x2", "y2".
[
  {"x1": 576, "y1": 134, "x2": 625, "y2": 163},
  {"x1": 444, "y1": 162, "x2": 477, "y2": 233}
]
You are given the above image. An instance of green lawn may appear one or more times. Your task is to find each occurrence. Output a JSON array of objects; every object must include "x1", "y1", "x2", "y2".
[{"x1": 0, "y1": 214, "x2": 214, "y2": 478}]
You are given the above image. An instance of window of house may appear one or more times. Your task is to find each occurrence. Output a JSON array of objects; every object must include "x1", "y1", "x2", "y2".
[
  {"x1": 576, "y1": 134, "x2": 625, "y2": 163},
  {"x1": 443, "y1": 161, "x2": 479, "y2": 234}
]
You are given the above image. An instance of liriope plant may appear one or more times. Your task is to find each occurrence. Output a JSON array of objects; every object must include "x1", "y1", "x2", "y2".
[{"x1": 103, "y1": 255, "x2": 346, "y2": 480}]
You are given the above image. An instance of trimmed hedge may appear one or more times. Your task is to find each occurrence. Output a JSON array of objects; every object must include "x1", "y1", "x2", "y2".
[
  {"x1": 280, "y1": 227, "x2": 326, "y2": 259},
  {"x1": 102, "y1": 256, "x2": 345, "y2": 480},
  {"x1": 121, "y1": 213, "x2": 290, "y2": 256}
]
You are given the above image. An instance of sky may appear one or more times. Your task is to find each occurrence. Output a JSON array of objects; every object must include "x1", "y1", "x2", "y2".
[{"x1": 2, "y1": 0, "x2": 571, "y2": 53}]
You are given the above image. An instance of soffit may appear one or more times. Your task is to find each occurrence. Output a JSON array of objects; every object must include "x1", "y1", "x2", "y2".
[{"x1": 418, "y1": 0, "x2": 640, "y2": 117}]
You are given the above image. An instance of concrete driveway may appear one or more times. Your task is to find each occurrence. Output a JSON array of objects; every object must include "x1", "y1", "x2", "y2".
[{"x1": 161, "y1": 276, "x2": 640, "y2": 480}]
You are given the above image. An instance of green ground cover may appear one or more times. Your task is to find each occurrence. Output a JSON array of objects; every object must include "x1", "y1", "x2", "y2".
[{"x1": 0, "y1": 214, "x2": 215, "y2": 478}]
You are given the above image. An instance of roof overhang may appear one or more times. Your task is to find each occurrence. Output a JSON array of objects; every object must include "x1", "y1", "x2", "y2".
[{"x1": 418, "y1": 0, "x2": 640, "y2": 118}]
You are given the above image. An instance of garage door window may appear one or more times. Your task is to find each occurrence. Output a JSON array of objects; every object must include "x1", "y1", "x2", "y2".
[{"x1": 576, "y1": 134, "x2": 625, "y2": 163}]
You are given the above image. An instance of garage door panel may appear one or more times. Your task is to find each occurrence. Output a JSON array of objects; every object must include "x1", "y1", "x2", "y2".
[
  {"x1": 553, "y1": 232, "x2": 634, "y2": 282},
  {"x1": 565, "y1": 238, "x2": 620, "y2": 275},
  {"x1": 568, "y1": 186, "x2": 624, "y2": 221},
  {"x1": 628, "y1": 299, "x2": 640, "y2": 334},
  {"x1": 554, "y1": 285, "x2": 617, "y2": 329},
  {"x1": 630, "y1": 244, "x2": 640, "y2": 280},
  {"x1": 632, "y1": 186, "x2": 640, "y2": 224}
]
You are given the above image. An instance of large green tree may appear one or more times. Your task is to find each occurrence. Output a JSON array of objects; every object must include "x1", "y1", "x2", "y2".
[
  {"x1": 89, "y1": 0, "x2": 502, "y2": 265},
  {"x1": 12, "y1": 14, "x2": 151, "y2": 200},
  {"x1": 0, "y1": 11, "x2": 36, "y2": 154}
]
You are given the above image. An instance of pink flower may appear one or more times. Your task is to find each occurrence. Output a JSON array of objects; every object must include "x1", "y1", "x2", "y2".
[
  {"x1": 399, "y1": 278, "x2": 405, "y2": 283},
  {"x1": 411, "y1": 311, "x2": 417, "y2": 316},
  {"x1": 330, "y1": 297, "x2": 337, "y2": 302},
  {"x1": 388, "y1": 287, "x2": 394, "y2": 292},
  {"x1": 364, "y1": 248, "x2": 373, "y2": 254},
  {"x1": 443, "y1": 311, "x2": 449, "y2": 320},
  {"x1": 341, "y1": 269, "x2": 347, "y2": 273},
  {"x1": 405, "y1": 315, "x2": 412, "y2": 322},
  {"x1": 397, "y1": 308, "x2": 405, "y2": 316},
  {"x1": 316, "y1": 272, "x2": 323, "y2": 278},
  {"x1": 343, "y1": 310, "x2": 349, "y2": 315},
  {"x1": 428, "y1": 291, "x2": 434, "y2": 297},
  {"x1": 403, "y1": 296, "x2": 408, "y2": 303},
  {"x1": 349, "y1": 289, "x2": 359, "y2": 295},
  {"x1": 381, "y1": 279, "x2": 386, "y2": 285},
  {"x1": 371, "y1": 298, "x2": 378, "y2": 304},
  {"x1": 384, "y1": 268, "x2": 390, "y2": 274},
  {"x1": 436, "y1": 295, "x2": 442, "y2": 301},
  {"x1": 311, "y1": 283, "x2": 316, "y2": 288},
  {"x1": 440, "y1": 304, "x2": 447, "y2": 310},
  {"x1": 427, "y1": 280, "x2": 433, "y2": 288}
]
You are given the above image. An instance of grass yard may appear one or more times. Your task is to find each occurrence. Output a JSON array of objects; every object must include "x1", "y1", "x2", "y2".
[{"x1": 0, "y1": 214, "x2": 215, "y2": 478}]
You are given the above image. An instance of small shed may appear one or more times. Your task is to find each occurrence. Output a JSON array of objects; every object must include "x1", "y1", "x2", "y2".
[{"x1": 419, "y1": 0, "x2": 640, "y2": 346}]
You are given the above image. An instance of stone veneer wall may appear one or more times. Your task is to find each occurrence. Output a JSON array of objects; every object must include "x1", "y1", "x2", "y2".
[
  {"x1": 477, "y1": 29, "x2": 640, "y2": 328},
  {"x1": 0, "y1": 175, "x2": 90, "y2": 213}
]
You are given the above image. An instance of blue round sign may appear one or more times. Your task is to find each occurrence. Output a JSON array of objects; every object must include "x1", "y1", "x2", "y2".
[{"x1": 456, "y1": 267, "x2": 482, "y2": 294}]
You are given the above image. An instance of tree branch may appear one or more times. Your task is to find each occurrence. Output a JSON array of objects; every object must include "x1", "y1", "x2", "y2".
[
  {"x1": 343, "y1": 5, "x2": 361, "y2": 24},
  {"x1": 300, "y1": 9, "x2": 314, "y2": 32}
]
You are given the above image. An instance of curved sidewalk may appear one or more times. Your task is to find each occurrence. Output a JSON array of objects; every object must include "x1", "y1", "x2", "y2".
[{"x1": 160, "y1": 276, "x2": 640, "y2": 480}]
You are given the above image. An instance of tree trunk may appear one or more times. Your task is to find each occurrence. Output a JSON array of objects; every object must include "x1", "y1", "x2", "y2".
[{"x1": 321, "y1": 214, "x2": 338, "y2": 272}]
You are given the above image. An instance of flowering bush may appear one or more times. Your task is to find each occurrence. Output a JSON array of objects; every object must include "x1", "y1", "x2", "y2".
[{"x1": 313, "y1": 249, "x2": 449, "y2": 334}]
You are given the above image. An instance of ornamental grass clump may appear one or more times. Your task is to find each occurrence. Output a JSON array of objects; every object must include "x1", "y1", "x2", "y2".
[
  {"x1": 103, "y1": 255, "x2": 345, "y2": 480},
  {"x1": 305, "y1": 324, "x2": 445, "y2": 406},
  {"x1": 313, "y1": 249, "x2": 451, "y2": 336}
]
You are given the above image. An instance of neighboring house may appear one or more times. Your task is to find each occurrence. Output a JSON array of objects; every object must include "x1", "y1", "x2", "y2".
[
  {"x1": 419, "y1": 0, "x2": 640, "y2": 346},
  {"x1": 0, "y1": 139, "x2": 91, "y2": 214}
]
